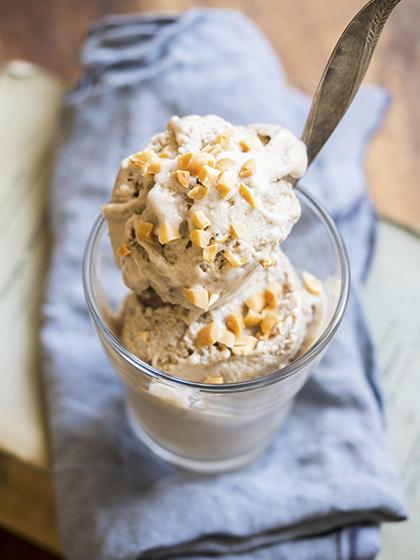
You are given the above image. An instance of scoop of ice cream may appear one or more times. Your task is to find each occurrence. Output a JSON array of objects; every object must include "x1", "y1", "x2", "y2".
[
  {"x1": 103, "y1": 115, "x2": 307, "y2": 312},
  {"x1": 118, "y1": 249, "x2": 323, "y2": 384}
]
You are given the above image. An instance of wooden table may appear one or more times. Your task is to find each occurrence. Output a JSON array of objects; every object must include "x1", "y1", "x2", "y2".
[{"x1": 0, "y1": 1, "x2": 418, "y2": 557}]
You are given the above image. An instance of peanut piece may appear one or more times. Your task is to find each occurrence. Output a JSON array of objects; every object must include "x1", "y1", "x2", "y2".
[
  {"x1": 264, "y1": 282, "x2": 282, "y2": 307},
  {"x1": 226, "y1": 313, "x2": 243, "y2": 336},
  {"x1": 204, "y1": 375, "x2": 224, "y2": 384},
  {"x1": 244, "y1": 309, "x2": 263, "y2": 327},
  {"x1": 202, "y1": 243, "x2": 219, "y2": 263},
  {"x1": 216, "y1": 157, "x2": 236, "y2": 171},
  {"x1": 174, "y1": 169, "x2": 190, "y2": 188},
  {"x1": 260, "y1": 310, "x2": 280, "y2": 336},
  {"x1": 223, "y1": 250, "x2": 242, "y2": 267},
  {"x1": 218, "y1": 329, "x2": 235, "y2": 348},
  {"x1": 187, "y1": 152, "x2": 216, "y2": 175},
  {"x1": 302, "y1": 271, "x2": 322, "y2": 295},
  {"x1": 191, "y1": 211, "x2": 211, "y2": 229},
  {"x1": 117, "y1": 243, "x2": 132, "y2": 257},
  {"x1": 135, "y1": 221, "x2": 153, "y2": 242},
  {"x1": 182, "y1": 287, "x2": 209, "y2": 310},
  {"x1": 245, "y1": 290, "x2": 265, "y2": 313},
  {"x1": 229, "y1": 221, "x2": 247, "y2": 239},
  {"x1": 216, "y1": 171, "x2": 236, "y2": 198},
  {"x1": 196, "y1": 322, "x2": 220, "y2": 347},
  {"x1": 239, "y1": 158, "x2": 256, "y2": 178},
  {"x1": 187, "y1": 184, "x2": 209, "y2": 200},
  {"x1": 177, "y1": 152, "x2": 193, "y2": 170},
  {"x1": 198, "y1": 164, "x2": 220, "y2": 188},
  {"x1": 259, "y1": 256, "x2": 276, "y2": 269},
  {"x1": 157, "y1": 223, "x2": 181, "y2": 244},
  {"x1": 190, "y1": 229, "x2": 211, "y2": 249},
  {"x1": 239, "y1": 182, "x2": 257, "y2": 208}
]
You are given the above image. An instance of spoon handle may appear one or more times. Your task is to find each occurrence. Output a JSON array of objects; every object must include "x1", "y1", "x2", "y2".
[{"x1": 301, "y1": 0, "x2": 402, "y2": 169}]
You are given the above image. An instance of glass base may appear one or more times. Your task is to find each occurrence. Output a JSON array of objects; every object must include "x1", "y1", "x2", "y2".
[{"x1": 126, "y1": 407, "x2": 267, "y2": 474}]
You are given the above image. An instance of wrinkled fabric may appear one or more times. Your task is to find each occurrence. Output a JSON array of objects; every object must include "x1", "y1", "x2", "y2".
[{"x1": 41, "y1": 10, "x2": 406, "y2": 560}]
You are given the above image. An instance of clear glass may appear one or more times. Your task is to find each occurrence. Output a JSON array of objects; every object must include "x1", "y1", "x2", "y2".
[{"x1": 83, "y1": 187, "x2": 350, "y2": 473}]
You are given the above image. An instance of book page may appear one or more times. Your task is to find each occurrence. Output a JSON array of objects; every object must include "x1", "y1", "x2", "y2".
[
  {"x1": 0, "y1": 62, "x2": 63, "y2": 468},
  {"x1": 363, "y1": 221, "x2": 420, "y2": 559}
]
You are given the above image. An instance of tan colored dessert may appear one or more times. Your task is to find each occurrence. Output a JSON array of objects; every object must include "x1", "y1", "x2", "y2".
[
  {"x1": 103, "y1": 115, "x2": 307, "y2": 312},
  {"x1": 103, "y1": 115, "x2": 323, "y2": 385},
  {"x1": 119, "y1": 248, "x2": 322, "y2": 383}
]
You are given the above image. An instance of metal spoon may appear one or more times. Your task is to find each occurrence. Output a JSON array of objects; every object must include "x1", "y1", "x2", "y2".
[{"x1": 294, "y1": 0, "x2": 402, "y2": 182}]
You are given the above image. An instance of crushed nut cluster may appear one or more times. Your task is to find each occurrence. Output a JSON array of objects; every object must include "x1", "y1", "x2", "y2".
[
  {"x1": 117, "y1": 134, "x2": 265, "y2": 311},
  {"x1": 194, "y1": 281, "x2": 288, "y2": 355}
]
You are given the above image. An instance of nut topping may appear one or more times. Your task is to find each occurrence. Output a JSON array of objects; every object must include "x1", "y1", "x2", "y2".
[{"x1": 182, "y1": 286, "x2": 209, "y2": 310}]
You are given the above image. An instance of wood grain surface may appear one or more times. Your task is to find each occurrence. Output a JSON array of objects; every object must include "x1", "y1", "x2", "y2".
[{"x1": 0, "y1": 1, "x2": 418, "y2": 558}]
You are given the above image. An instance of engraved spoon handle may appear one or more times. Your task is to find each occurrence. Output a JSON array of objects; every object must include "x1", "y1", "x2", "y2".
[{"x1": 297, "y1": 0, "x2": 402, "y2": 177}]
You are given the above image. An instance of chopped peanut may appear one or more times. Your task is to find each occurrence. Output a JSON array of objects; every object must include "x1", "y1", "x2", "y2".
[
  {"x1": 208, "y1": 292, "x2": 220, "y2": 307},
  {"x1": 223, "y1": 250, "x2": 242, "y2": 267},
  {"x1": 129, "y1": 150, "x2": 154, "y2": 169},
  {"x1": 146, "y1": 161, "x2": 161, "y2": 175},
  {"x1": 245, "y1": 290, "x2": 265, "y2": 313},
  {"x1": 239, "y1": 158, "x2": 256, "y2": 178},
  {"x1": 137, "y1": 330, "x2": 149, "y2": 342},
  {"x1": 216, "y1": 157, "x2": 236, "y2": 171},
  {"x1": 232, "y1": 334, "x2": 257, "y2": 355},
  {"x1": 174, "y1": 169, "x2": 190, "y2": 188},
  {"x1": 215, "y1": 131, "x2": 232, "y2": 150},
  {"x1": 182, "y1": 286, "x2": 209, "y2": 310},
  {"x1": 117, "y1": 243, "x2": 132, "y2": 257},
  {"x1": 202, "y1": 243, "x2": 219, "y2": 263},
  {"x1": 157, "y1": 223, "x2": 181, "y2": 244},
  {"x1": 198, "y1": 164, "x2": 220, "y2": 188},
  {"x1": 177, "y1": 152, "x2": 193, "y2": 170},
  {"x1": 216, "y1": 171, "x2": 236, "y2": 198},
  {"x1": 302, "y1": 271, "x2": 322, "y2": 295},
  {"x1": 187, "y1": 184, "x2": 209, "y2": 200},
  {"x1": 244, "y1": 309, "x2": 263, "y2": 327},
  {"x1": 190, "y1": 229, "x2": 211, "y2": 249},
  {"x1": 187, "y1": 152, "x2": 216, "y2": 175},
  {"x1": 264, "y1": 282, "x2": 282, "y2": 307},
  {"x1": 260, "y1": 310, "x2": 280, "y2": 336},
  {"x1": 239, "y1": 182, "x2": 257, "y2": 208},
  {"x1": 135, "y1": 221, "x2": 153, "y2": 242},
  {"x1": 203, "y1": 143, "x2": 223, "y2": 156},
  {"x1": 204, "y1": 375, "x2": 224, "y2": 384},
  {"x1": 130, "y1": 150, "x2": 160, "y2": 174},
  {"x1": 196, "y1": 322, "x2": 221, "y2": 347},
  {"x1": 229, "y1": 221, "x2": 247, "y2": 239},
  {"x1": 226, "y1": 313, "x2": 243, "y2": 336},
  {"x1": 259, "y1": 256, "x2": 276, "y2": 269},
  {"x1": 191, "y1": 210, "x2": 211, "y2": 229},
  {"x1": 239, "y1": 139, "x2": 251, "y2": 152},
  {"x1": 218, "y1": 329, "x2": 235, "y2": 348},
  {"x1": 216, "y1": 233, "x2": 230, "y2": 243}
]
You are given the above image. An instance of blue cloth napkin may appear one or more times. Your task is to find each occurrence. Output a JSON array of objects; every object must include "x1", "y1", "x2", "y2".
[{"x1": 41, "y1": 9, "x2": 406, "y2": 560}]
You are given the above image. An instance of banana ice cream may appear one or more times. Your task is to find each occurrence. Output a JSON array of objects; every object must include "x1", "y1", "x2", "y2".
[
  {"x1": 103, "y1": 115, "x2": 324, "y2": 384},
  {"x1": 103, "y1": 115, "x2": 306, "y2": 310},
  {"x1": 119, "y1": 249, "x2": 323, "y2": 384}
]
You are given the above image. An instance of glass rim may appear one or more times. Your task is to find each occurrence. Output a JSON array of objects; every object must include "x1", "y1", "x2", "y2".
[{"x1": 83, "y1": 185, "x2": 350, "y2": 394}]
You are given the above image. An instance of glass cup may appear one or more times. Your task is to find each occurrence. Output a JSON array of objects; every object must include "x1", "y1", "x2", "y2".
[{"x1": 83, "y1": 186, "x2": 349, "y2": 473}]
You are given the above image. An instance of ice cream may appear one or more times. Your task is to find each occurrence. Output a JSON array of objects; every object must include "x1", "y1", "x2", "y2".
[
  {"x1": 119, "y1": 248, "x2": 323, "y2": 383},
  {"x1": 103, "y1": 115, "x2": 307, "y2": 311},
  {"x1": 103, "y1": 114, "x2": 324, "y2": 384}
]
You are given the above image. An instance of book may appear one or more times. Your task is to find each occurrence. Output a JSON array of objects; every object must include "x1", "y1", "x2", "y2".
[
  {"x1": 0, "y1": 60, "x2": 63, "y2": 554},
  {"x1": 0, "y1": 59, "x2": 418, "y2": 558}
]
